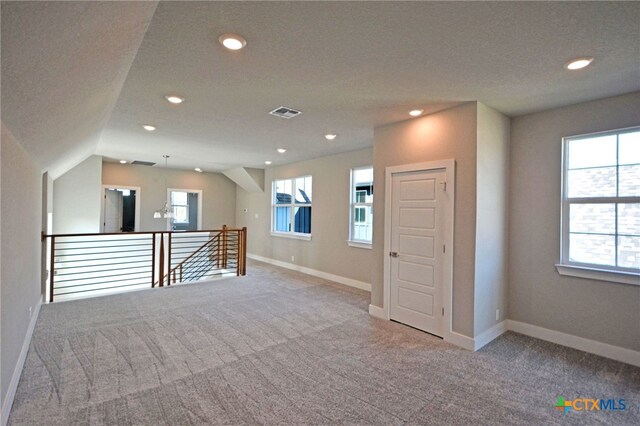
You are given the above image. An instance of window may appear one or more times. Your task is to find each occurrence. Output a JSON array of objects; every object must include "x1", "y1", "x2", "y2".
[
  {"x1": 272, "y1": 176, "x2": 312, "y2": 238},
  {"x1": 350, "y1": 167, "x2": 373, "y2": 246},
  {"x1": 171, "y1": 191, "x2": 189, "y2": 224},
  {"x1": 558, "y1": 127, "x2": 640, "y2": 285}
]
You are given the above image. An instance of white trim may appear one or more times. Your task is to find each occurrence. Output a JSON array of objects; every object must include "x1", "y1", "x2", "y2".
[
  {"x1": 101, "y1": 184, "x2": 141, "y2": 232},
  {"x1": 271, "y1": 175, "x2": 313, "y2": 237},
  {"x1": 383, "y1": 159, "x2": 456, "y2": 339},
  {"x1": 247, "y1": 253, "x2": 371, "y2": 292},
  {"x1": 270, "y1": 231, "x2": 312, "y2": 241},
  {"x1": 2, "y1": 299, "x2": 42, "y2": 426},
  {"x1": 474, "y1": 321, "x2": 508, "y2": 351},
  {"x1": 564, "y1": 125, "x2": 640, "y2": 144},
  {"x1": 368, "y1": 304, "x2": 388, "y2": 319},
  {"x1": 349, "y1": 166, "x2": 374, "y2": 245},
  {"x1": 365, "y1": 311, "x2": 640, "y2": 364},
  {"x1": 166, "y1": 188, "x2": 203, "y2": 231},
  {"x1": 445, "y1": 331, "x2": 475, "y2": 351},
  {"x1": 555, "y1": 264, "x2": 639, "y2": 286},
  {"x1": 559, "y1": 126, "x2": 640, "y2": 280},
  {"x1": 507, "y1": 320, "x2": 640, "y2": 367},
  {"x1": 347, "y1": 240, "x2": 372, "y2": 249}
]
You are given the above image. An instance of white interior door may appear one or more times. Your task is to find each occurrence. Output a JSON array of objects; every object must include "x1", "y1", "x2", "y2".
[
  {"x1": 390, "y1": 169, "x2": 445, "y2": 336},
  {"x1": 103, "y1": 189, "x2": 123, "y2": 233}
]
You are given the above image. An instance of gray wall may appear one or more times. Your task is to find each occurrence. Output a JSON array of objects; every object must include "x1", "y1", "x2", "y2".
[
  {"x1": 102, "y1": 162, "x2": 237, "y2": 232},
  {"x1": 474, "y1": 103, "x2": 510, "y2": 335},
  {"x1": 235, "y1": 148, "x2": 374, "y2": 284},
  {"x1": 1, "y1": 123, "x2": 43, "y2": 406},
  {"x1": 372, "y1": 103, "x2": 478, "y2": 337},
  {"x1": 509, "y1": 91, "x2": 640, "y2": 351},
  {"x1": 53, "y1": 155, "x2": 102, "y2": 233}
]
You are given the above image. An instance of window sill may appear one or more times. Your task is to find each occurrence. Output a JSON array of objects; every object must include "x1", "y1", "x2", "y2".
[
  {"x1": 555, "y1": 264, "x2": 640, "y2": 286},
  {"x1": 270, "y1": 231, "x2": 311, "y2": 241},
  {"x1": 348, "y1": 240, "x2": 372, "y2": 249}
]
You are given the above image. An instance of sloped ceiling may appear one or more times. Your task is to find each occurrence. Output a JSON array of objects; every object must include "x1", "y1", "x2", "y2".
[
  {"x1": 2, "y1": 1, "x2": 639, "y2": 176},
  {"x1": 1, "y1": 1, "x2": 158, "y2": 178}
]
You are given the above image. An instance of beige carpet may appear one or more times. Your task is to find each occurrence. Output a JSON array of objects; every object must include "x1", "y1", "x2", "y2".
[{"x1": 8, "y1": 260, "x2": 640, "y2": 425}]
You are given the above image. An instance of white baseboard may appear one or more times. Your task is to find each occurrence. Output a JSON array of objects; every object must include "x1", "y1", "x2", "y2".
[
  {"x1": 249, "y1": 254, "x2": 638, "y2": 366},
  {"x1": 247, "y1": 253, "x2": 371, "y2": 292},
  {"x1": 2, "y1": 298, "x2": 42, "y2": 426},
  {"x1": 368, "y1": 304, "x2": 388, "y2": 320},
  {"x1": 507, "y1": 320, "x2": 640, "y2": 367},
  {"x1": 474, "y1": 321, "x2": 508, "y2": 351},
  {"x1": 445, "y1": 331, "x2": 476, "y2": 351}
]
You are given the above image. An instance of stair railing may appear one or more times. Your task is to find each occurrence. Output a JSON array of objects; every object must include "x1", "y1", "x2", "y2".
[{"x1": 43, "y1": 226, "x2": 247, "y2": 302}]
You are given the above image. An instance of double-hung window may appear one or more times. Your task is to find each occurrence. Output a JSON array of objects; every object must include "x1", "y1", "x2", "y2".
[
  {"x1": 349, "y1": 167, "x2": 373, "y2": 246},
  {"x1": 171, "y1": 191, "x2": 189, "y2": 224},
  {"x1": 272, "y1": 176, "x2": 312, "y2": 239},
  {"x1": 557, "y1": 126, "x2": 640, "y2": 285}
]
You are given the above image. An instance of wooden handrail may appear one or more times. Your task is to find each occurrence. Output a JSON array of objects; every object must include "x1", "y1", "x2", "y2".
[
  {"x1": 167, "y1": 230, "x2": 222, "y2": 282},
  {"x1": 44, "y1": 227, "x2": 247, "y2": 301},
  {"x1": 42, "y1": 228, "x2": 246, "y2": 238}
]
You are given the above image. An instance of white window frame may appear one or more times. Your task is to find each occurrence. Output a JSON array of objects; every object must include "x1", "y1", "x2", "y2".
[
  {"x1": 171, "y1": 191, "x2": 190, "y2": 224},
  {"x1": 271, "y1": 176, "x2": 312, "y2": 240},
  {"x1": 166, "y1": 188, "x2": 203, "y2": 231},
  {"x1": 556, "y1": 126, "x2": 640, "y2": 286},
  {"x1": 348, "y1": 166, "x2": 373, "y2": 248}
]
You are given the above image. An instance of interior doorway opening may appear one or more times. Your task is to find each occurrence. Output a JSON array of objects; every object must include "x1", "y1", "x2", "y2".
[{"x1": 102, "y1": 186, "x2": 141, "y2": 232}]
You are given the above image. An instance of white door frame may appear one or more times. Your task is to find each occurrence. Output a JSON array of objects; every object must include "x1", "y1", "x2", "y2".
[
  {"x1": 166, "y1": 188, "x2": 203, "y2": 231},
  {"x1": 101, "y1": 185, "x2": 141, "y2": 232},
  {"x1": 383, "y1": 159, "x2": 455, "y2": 340}
]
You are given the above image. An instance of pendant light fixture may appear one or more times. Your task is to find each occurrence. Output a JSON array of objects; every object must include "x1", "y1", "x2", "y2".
[{"x1": 154, "y1": 155, "x2": 175, "y2": 219}]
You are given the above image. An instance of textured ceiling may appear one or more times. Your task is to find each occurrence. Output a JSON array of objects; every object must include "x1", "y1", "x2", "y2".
[
  {"x1": 1, "y1": 1, "x2": 158, "y2": 178},
  {"x1": 2, "y1": 1, "x2": 639, "y2": 175}
]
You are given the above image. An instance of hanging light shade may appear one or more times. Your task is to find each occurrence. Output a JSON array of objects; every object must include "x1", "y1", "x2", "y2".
[
  {"x1": 154, "y1": 155, "x2": 175, "y2": 219},
  {"x1": 153, "y1": 202, "x2": 174, "y2": 219}
]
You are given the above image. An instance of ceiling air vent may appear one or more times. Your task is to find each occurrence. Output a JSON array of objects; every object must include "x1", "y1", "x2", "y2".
[
  {"x1": 269, "y1": 106, "x2": 302, "y2": 119},
  {"x1": 131, "y1": 160, "x2": 156, "y2": 166}
]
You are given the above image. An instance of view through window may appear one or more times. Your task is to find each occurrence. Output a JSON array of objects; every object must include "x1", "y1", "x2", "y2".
[
  {"x1": 561, "y1": 127, "x2": 639, "y2": 274},
  {"x1": 272, "y1": 176, "x2": 312, "y2": 236},
  {"x1": 350, "y1": 167, "x2": 373, "y2": 244}
]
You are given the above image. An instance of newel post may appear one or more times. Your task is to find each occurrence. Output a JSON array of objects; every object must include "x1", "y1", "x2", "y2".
[
  {"x1": 222, "y1": 225, "x2": 228, "y2": 269},
  {"x1": 241, "y1": 227, "x2": 247, "y2": 276}
]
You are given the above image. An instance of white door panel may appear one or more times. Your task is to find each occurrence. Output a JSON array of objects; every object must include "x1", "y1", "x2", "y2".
[
  {"x1": 399, "y1": 234, "x2": 434, "y2": 258},
  {"x1": 104, "y1": 189, "x2": 123, "y2": 233},
  {"x1": 398, "y1": 261, "x2": 434, "y2": 287},
  {"x1": 390, "y1": 169, "x2": 445, "y2": 336},
  {"x1": 399, "y1": 178, "x2": 436, "y2": 200},
  {"x1": 398, "y1": 288, "x2": 433, "y2": 315},
  {"x1": 399, "y1": 207, "x2": 435, "y2": 229}
]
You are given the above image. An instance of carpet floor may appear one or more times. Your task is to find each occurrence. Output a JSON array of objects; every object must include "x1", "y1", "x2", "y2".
[{"x1": 8, "y1": 260, "x2": 640, "y2": 425}]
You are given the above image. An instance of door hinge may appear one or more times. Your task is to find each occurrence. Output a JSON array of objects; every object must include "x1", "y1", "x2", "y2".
[
  {"x1": 442, "y1": 307, "x2": 444, "y2": 316},
  {"x1": 443, "y1": 245, "x2": 446, "y2": 253},
  {"x1": 440, "y1": 181, "x2": 447, "y2": 192}
]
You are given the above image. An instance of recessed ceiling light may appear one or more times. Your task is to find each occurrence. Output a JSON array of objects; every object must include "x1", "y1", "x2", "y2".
[
  {"x1": 219, "y1": 34, "x2": 247, "y2": 50},
  {"x1": 165, "y1": 95, "x2": 184, "y2": 104},
  {"x1": 565, "y1": 57, "x2": 594, "y2": 70},
  {"x1": 409, "y1": 109, "x2": 424, "y2": 117},
  {"x1": 277, "y1": 148, "x2": 287, "y2": 154},
  {"x1": 325, "y1": 134, "x2": 337, "y2": 141},
  {"x1": 142, "y1": 124, "x2": 156, "y2": 132},
  {"x1": 194, "y1": 167, "x2": 202, "y2": 173},
  {"x1": 264, "y1": 160, "x2": 272, "y2": 165},
  {"x1": 119, "y1": 160, "x2": 127, "y2": 164}
]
